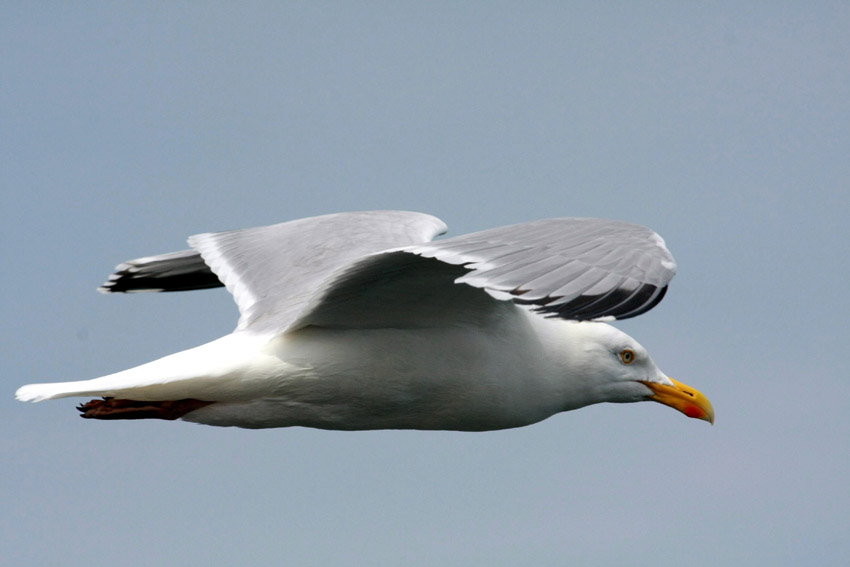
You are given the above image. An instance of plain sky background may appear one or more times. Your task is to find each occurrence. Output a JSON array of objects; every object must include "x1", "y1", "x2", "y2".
[{"x1": 3, "y1": 3, "x2": 848, "y2": 566}]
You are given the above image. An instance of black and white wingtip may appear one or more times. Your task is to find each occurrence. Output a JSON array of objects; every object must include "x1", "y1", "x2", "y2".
[
  {"x1": 514, "y1": 283, "x2": 669, "y2": 322},
  {"x1": 95, "y1": 250, "x2": 223, "y2": 294},
  {"x1": 97, "y1": 263, "x2": 166, "y2": 294}
]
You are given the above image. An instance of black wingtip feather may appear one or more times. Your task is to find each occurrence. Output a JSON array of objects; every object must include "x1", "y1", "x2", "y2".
[
  {"x1": 518, "y1": 284, "x2": 668, "y2": 321},
  {"x1": 98, "y1": 250, "x2": 223, "y2": 293},
  {"x1": 99, "y1": 270, "x2": 222, "y2": 293}
]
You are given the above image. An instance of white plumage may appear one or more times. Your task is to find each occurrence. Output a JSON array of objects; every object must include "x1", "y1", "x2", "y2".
[{"x1": 16, "y1": 211, "x2": 713, "y2": 429}]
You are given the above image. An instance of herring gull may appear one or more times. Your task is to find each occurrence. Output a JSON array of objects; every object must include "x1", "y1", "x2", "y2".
[{"x1": 15, "y1": 211, "x2": 713, "y2": 429}]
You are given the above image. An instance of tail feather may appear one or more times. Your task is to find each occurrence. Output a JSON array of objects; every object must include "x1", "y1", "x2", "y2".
[
  {"x1": 16, "y1": 334, "x2": 273, "y2": 405},
  {"x1": 16, "y1": 382, "x2": 87, "y2": 403},
  {"x1": 16, "y1": 351, "x2": 209, "y2": 403},
  {"x1": 15, "y1": 373, "x2": 202, "y2": 404}
]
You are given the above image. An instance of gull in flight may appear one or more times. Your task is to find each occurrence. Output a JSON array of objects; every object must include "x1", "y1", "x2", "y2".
[{"x1": 16, "y1": 211, "x2": 713, "y2": 430}]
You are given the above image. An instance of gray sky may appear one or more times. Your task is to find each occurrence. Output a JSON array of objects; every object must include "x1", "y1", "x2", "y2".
[{"x1": 3, "y1": 3, "x2": 848, "y2": 566}]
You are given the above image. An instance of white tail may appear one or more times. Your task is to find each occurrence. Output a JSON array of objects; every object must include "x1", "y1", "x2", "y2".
[{"x1": 16, "y1": 333, "x2": 281, "y2": 403}]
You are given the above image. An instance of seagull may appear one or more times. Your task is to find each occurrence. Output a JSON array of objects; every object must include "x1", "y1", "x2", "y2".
[{"x1": 15, "y1": 211, "x2": 713, "y2": 430}]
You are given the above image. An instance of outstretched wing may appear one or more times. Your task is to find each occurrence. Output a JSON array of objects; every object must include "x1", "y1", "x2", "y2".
[
  {"x1": 99, "y1": 211, "x2": 447, "y2": 334},
  {"x1": 289, "y1": 217, "x2": 676, "y2": 331},
  {"x1": 100, "y1": 214, "x2": 675, "y2": 335},
  {"x1": 411, "y1": 218, "x2": 676, "y2": 321}
]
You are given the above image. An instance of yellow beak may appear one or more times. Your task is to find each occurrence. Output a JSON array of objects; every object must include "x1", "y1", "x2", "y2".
[{"x1": 640, "y1": 377, "x2": 714, "y2": 424}]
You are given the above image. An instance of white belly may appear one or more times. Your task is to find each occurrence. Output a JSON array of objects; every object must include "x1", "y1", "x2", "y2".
[{"x1": 186, "y1": 313, "x2": 566, "y2": 430}]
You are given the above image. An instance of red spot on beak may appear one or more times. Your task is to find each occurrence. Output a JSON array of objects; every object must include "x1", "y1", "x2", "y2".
[{"x1": 683, "y1": 405, "x2": 704, "y2": 419}]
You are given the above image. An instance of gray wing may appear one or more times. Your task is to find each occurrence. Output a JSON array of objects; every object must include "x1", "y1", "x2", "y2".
[
  {"x1": 410, "y1": 217, "x2": 676, "y2": 321},
  {"x1": 287, "y1": 252, "x2": 505, "y2": 331},
  {"x1": 290, "y1": 217, "x2": 676, "y2": 330},
  {"x1": 99, "y1": 211, "x2": 447, "y2": 333}
]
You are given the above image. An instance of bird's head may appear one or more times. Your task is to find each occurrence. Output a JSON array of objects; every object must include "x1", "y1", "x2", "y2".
[{"x1": 566, "y1": 322, "x2": 714, "y2": 424}]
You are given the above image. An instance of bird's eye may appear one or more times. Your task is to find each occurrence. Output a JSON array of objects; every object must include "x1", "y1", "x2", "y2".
[{"x1": 619, "y1": 349, "x2": 636, "y2": 365}]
